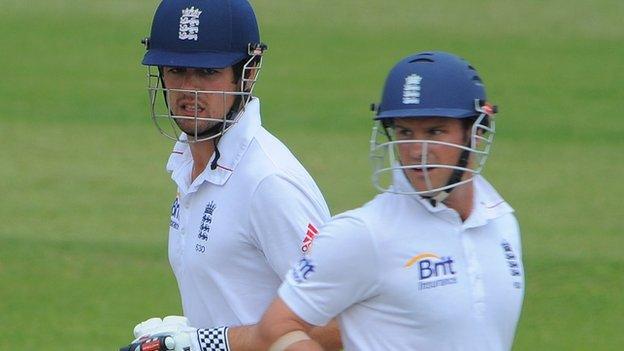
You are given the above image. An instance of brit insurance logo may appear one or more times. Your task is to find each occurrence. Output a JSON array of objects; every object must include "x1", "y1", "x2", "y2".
[
  {"x1": 405, "y1": 252, "x2": 457, "y2": 290},
  {"x1": 170, "y1": 195, "x2": 180, "y2": 230},
  {"x1": 402, "y1": 74, "x2": 422, "y2": 104},
  {"x1": 179, "y1": 6, "x2": 202, "y2": 41},
  {"x1": 291, "y1": 257, "x2": 315, "y2": 284},
  {"x1": 197, "y1": 201, "x2": 216, "y2": 241}
]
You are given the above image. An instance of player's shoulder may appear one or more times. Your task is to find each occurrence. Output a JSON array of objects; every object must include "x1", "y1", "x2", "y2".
[
  {"x1": 309, "y1": 210, "x2": 379, "y2": 266},
  {"x1": 247, "y1": 168, "x2": 329, "y2": 222},
  {"x1": 321, "y1": 194, "x2": 392, "y2": 244},
  {"x1": 348, "y1": 192, "x2": 403, "y2": 226},
  {"x1": 475, "y1": 175, "x2": 514, "y2": 213},
  {"x1": 246, "y1": 128, "x2": 325, "y2": 195},
  {"x1": 240, "y1": 128, "x2": 313, "y2": 179},
  {"x1": 474, "y1": 176, "x2": 520, "y2": 235},
  {"x1": 249, "y1": 128, "x2": 301, "y2": 167}
]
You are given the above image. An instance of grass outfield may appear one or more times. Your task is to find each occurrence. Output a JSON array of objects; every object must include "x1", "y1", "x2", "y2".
[{"x1": 1, "y1": 0, "x2": 623, "y2": 349}]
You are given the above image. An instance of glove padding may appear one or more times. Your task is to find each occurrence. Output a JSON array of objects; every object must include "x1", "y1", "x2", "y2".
[{"x1": 131, "y1": 316, "x2": 201, "y2": 351}]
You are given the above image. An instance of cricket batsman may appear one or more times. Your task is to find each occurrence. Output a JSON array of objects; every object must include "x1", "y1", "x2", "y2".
[{"x1": 120, "y1": 0, "x2": 341, "y2": 350}]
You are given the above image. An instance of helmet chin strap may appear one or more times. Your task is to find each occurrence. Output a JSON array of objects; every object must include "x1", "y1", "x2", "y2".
[
  {"x1": 190, "y1": 94, "x2": 242, "y2": 140},
  {"x1": 422, "y1": 143, "x2": 471, "y2": 207},
  {"x1": 199, "y1": 95, "x2": 243, "y2": 170}
]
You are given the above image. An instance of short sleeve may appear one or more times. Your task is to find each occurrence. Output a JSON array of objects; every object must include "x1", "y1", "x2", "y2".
[
  {"x1": 278, "y1": 215, "x2": 381, "y2": 326},
  {"x1": 249, "y1": 173, "x2": 330, "y2": 280}
]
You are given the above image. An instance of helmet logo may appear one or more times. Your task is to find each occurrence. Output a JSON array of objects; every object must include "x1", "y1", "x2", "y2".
[
  {"x1": 402, "y1": 74, "x2": 422, "y2": 104},
  {"x1": 179, "y1": 6, "x2": 202, "y2": 41}
]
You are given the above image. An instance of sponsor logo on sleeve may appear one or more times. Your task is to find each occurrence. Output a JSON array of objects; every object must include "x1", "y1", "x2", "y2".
[
  {"x1": 501, "y1": 240, "x2": 523, "y2": 289},
  {"x1": 405, "y1": 252, "x2": 458, "y2": 290},
  {"x1": 291, "y1": 257, "x2": 316, "y2": 283},
  {"x1": 301, "y1": 223, "x2": 318, "y2": 254}
]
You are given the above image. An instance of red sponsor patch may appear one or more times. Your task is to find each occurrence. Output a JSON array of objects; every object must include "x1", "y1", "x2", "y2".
[{"x1": 301, "y1": 223, "x2": 318, "y2": 253}]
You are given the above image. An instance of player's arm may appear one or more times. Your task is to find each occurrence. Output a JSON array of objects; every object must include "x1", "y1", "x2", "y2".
[
  {"x1": 228, "y1": 215, "x2": 380, "y2": 351},
  {"x1": 227, "y1": 298, "x2": 323, "y2": 351},
  {"x1": 125, "y1": 309, "x2": 323, "y2": 351}
]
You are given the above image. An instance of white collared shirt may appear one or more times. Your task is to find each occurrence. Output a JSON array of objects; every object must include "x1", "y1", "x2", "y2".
[
  {"x1": 279, "y1": 175, "x2": 524, "y2": 351},
  {"x1": 166, "y1": 98, "x2": 330, "y2": 328}
]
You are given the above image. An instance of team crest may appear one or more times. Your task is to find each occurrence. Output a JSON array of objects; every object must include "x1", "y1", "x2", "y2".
[
  {"x1": 198, "y1": 201, "x2": 216, "y2": 241},
  {"x1": 169, "y1": 196, "x2": 181, "y2": 230},
  {"x1": 402, "y1": 74, "x2": 422, "y2": 104},
  {"x1": 179, "y1": 6, "x2": 202, "y2": 41}
]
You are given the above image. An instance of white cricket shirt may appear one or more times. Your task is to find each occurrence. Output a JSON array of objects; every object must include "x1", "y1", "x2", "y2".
[
  {"x1": 166, "y1": 98, "x2": 330, "y2": 328},
  {"x1": 279, "y1": 173, "x2": 524, "y2": 351}
]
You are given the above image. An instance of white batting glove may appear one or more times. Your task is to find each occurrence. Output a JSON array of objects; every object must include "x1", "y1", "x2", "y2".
[
  {"x1": 129, "y1": 315, "x2": 230, "y2": 351},
  {"x1": 131, "y1": 316, "x2": 201, "y2": 351}
]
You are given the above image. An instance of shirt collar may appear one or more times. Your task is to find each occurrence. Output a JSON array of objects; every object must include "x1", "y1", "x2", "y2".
[
  {"x1": 166, "y1": 98, "x2": 262, "y2": 191},
  {"x1": 392, "y1": 169, "x2": 513, "y2": 227},
  {"x1": 464, "y1": 175, "x2": 514, "y2": 229}
]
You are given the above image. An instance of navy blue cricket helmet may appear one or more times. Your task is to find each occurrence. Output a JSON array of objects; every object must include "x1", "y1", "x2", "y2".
[
  {"x1": 370, "y1": 51, "x2": 498, "y2": 201},
  {"x1": 375, "y1": 51, "x2": 487, "y2": 120},
  {"x1": 142, "y1": 0, "x2": 260, "y2": 69}
]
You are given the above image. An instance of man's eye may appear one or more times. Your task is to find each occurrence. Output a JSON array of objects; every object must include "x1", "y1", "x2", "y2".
[
  {"x1": 396, "y1": 129, "x2": 412, "y2": 138},
  {"x1": 200, "y1": 68, "x2": 218, "y2": 75},
  {"x1": 168, "y1": 68, "x2": 185, "y2": 74},
  {"x1": 429, "y1": 128, "x2": 444, "y2": 135}
]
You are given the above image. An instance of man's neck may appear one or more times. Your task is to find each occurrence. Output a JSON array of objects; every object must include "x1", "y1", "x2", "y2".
[
  {"x1": 441, "y1": 181, "x2": 474, "y2": 222},
  {"x1": 189, "y1": 139, "x2": 216, "y2": 182}
]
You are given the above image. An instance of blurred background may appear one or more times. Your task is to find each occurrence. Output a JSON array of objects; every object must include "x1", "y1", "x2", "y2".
[{"x1": 1, "y1": 0, "x2": 622, "y2": 349}]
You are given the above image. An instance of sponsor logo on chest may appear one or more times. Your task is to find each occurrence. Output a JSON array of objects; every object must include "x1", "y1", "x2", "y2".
[{"x1": 405, "y1": 252, "x2": 458, "y2": 290}]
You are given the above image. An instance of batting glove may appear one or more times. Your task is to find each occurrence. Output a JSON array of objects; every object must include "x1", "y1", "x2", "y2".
[{"x1": 125, "y1": 315, "x2": 230, "y2": 351}]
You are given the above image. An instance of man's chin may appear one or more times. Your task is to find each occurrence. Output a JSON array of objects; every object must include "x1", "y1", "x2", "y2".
[
  {"x1": 408, "y1": 178, "x2": 445, "y2": 194},
  {"x1": 175, "y1": 120, "x2": 217, "y2": 136}
]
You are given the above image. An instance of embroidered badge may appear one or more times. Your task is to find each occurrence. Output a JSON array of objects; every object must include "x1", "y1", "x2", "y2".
[
  {"x1": 170, "y1": 196, "x2": 180, "y2": 230},
  {"x1": 402, "y1": 74, "x2": 422, "y2": 104},
  {"x1": 198, "y1": 201, "x2": 216, "y2": 241},
  {"x1": 179, "y1": 6, "x2": 202, "y2": 41}
]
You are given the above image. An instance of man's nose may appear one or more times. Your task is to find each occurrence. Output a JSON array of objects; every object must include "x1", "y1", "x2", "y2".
[
  {"x1": 179, "y1": 71, "x2": 202, "y2": 90},
  {"x1": 406, "y1": 140, "x2": 426, "y2": 160}
]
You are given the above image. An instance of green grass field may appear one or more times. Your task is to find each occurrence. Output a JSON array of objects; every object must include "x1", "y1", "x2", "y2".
[{"x1": 1, "y1": 0, "x2": 623, "y2": 349}]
